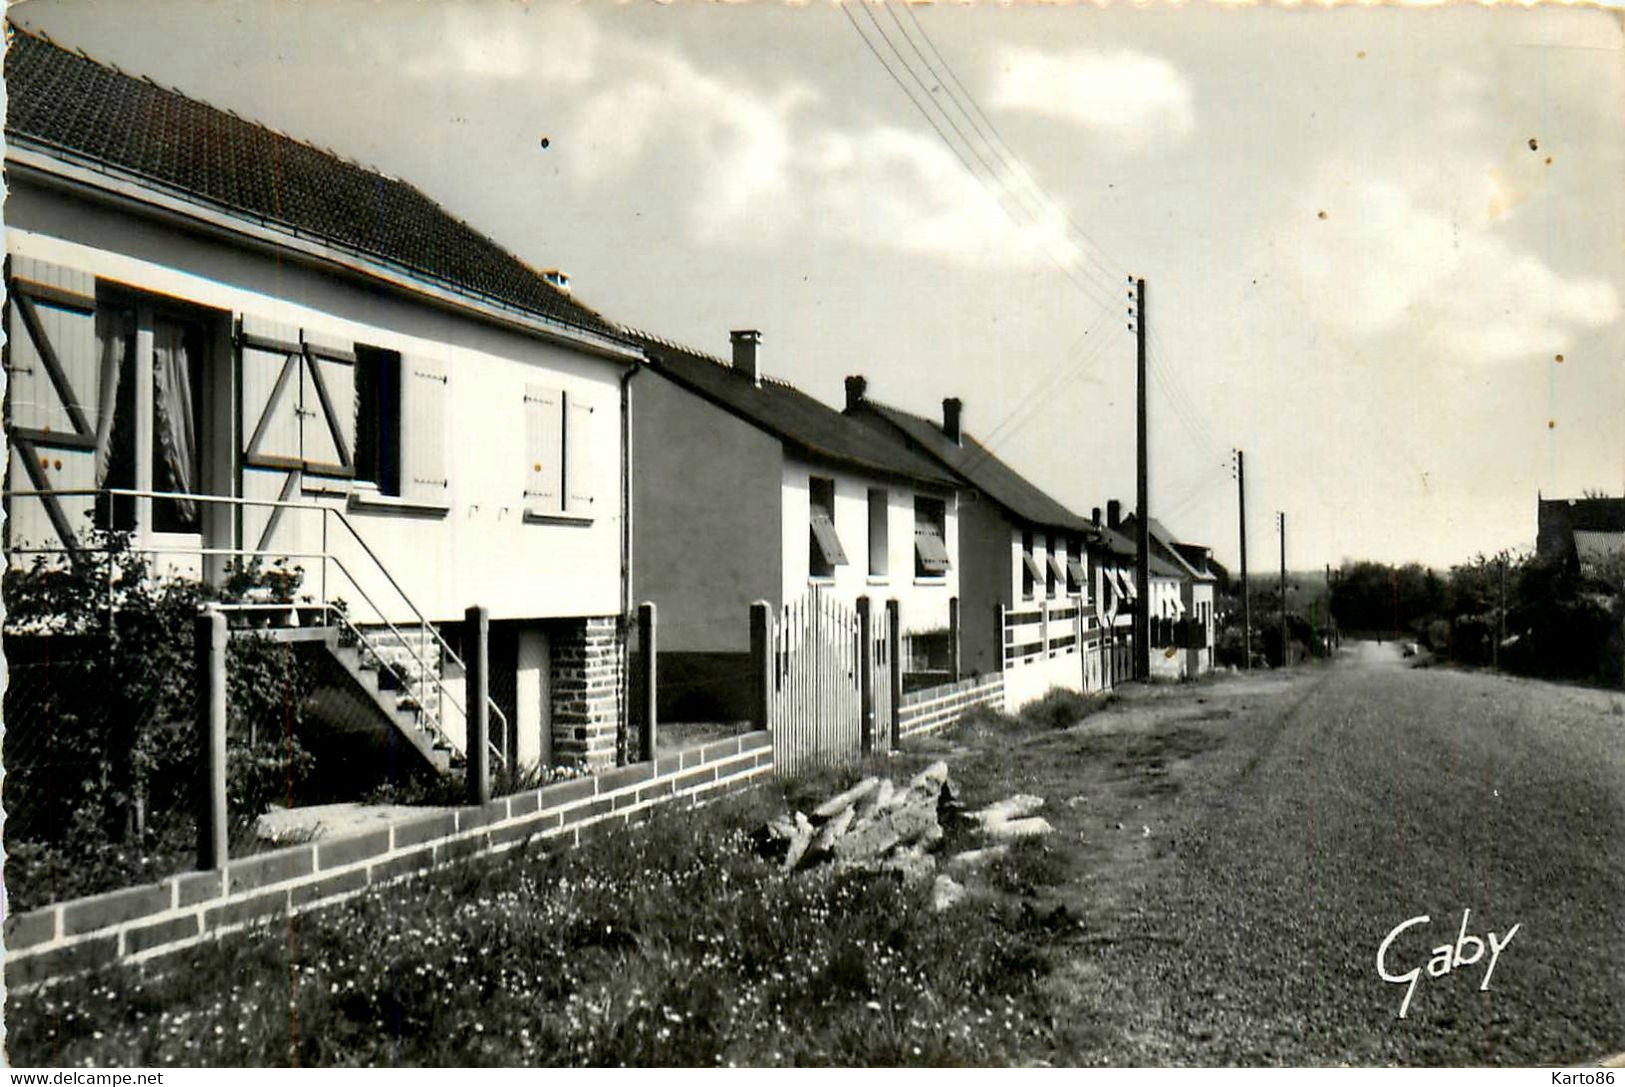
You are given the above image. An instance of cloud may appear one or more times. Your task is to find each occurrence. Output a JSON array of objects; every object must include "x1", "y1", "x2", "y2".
[
  {"x1": 1291, "y1": 171, "x2": 1619, "y2": 365},
  {"x1": 989, "y1": 47, "x2": 1195, "y2": 150},
  {"x1": 564, "y1": 34, "x2": 1081, "y2": 271},
  {"x1": 396, "y1": 6, "x2": 599, "y2": 85}
]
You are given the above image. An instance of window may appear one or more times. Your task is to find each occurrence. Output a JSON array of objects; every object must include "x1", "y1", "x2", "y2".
[
  {"x1": 1020, "y1": 530, "x2": 1037, "y2": 599},
  {"x1": 354, "y1": 345, "x2": 402, "y2": 496},
  {"x1": 808, "y1": 476, "x2": 845, "y2": 579},
  {"x1": 524, "y1": 386, "x2": 595, "y2": 519},
  {"x1": 1066, "y1": 535, "x2": 1087, "y2": 597},
  {"x1": 93, "y1": 303, "x2": 207, "y2": 534},
  {"x1": 867, "y1": 488, "x2": 888, "y2": 578},
  {"x1": 1046, "y1": 533, "x2": 1068, "y2": 598},
  {"x1": 914, "y1": 496, "x2": 950, "y2": 578}
]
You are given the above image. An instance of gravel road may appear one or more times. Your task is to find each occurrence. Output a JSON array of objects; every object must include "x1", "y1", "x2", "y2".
[{"x1": 1084, "y1": 643, "x2": 1625, "y2": 1066}]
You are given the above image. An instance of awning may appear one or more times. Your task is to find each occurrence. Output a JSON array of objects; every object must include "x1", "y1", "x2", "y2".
[
  {"x1": 1022, "y1": 552, "x2": 1046, "y2": 584},
  {"x1": 810, "y1": 513, "x2": 848, "y2": 566},
  {"x1": 1048, "y1": 554, "x2": 1069, "y2": 582},
  {"x1": 1066, "y1": 559, "x2": 1087, "y2": 585},
  {"x1": 914, "y1": 528, "x2": 951, "y2": 575}
]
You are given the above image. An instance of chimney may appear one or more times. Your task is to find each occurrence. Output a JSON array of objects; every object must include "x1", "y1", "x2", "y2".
[
  {"x1": 1107, "y1": 499, "x2": 1121, "y2": 528},
  {"x1": 942, "y1": 397, "x2": 963, "y2": 445},
  {"x1": 1091, "y1": 507, "x2": 1102, "y2": 527},
  {"x1": 730, "y1": 329, "x2": 762, "y2": 386},
  {"x1": 844, "y1": 375, "x2": 867, "y2": 413},
  {"x1": 541, "y1": 269, "x2": 571, "y2": 293}
]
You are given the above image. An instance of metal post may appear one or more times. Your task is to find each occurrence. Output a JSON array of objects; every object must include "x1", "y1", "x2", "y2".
[
  {"x1": 996, "y1": 603, "x2": 1007, "y2": 672},
  {"x1": 465, "y1": 605, "x2": 490, "y2": 806},
  {"x1": 857, "y1": 596, "x2": 875, "y2": 755},
  {"x1": 885, "y1": 600, "x2": 902, "y2": 753},
  {"x1": 749, "y1": 602, "x2": 771, "y2": 734},
  {"x1": 1237, "y1": 449, "x2": 1251, "y2": 669},
  {"x1": 1133, "y1": 277, "x2": 1151, "y2": 680},
  {"x1": 638, "y1": 601, "x2": 657, "y2": 762},
  {"x1": 947, "y1": 595, "x2": 961, "y2": 682},
  {"x1": 195, "y1": 606, "x2": 228, "y2": 870}
]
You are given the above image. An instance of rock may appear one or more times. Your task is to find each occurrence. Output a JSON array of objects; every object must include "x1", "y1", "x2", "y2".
[
  {"x1": 931, "y1": 874, "x2": 966, "y2": 912},
  {"x1": 781, "y1": 812, "x2": 815, "y2": 872},
  {"x1": 881, "y1": 844, "x2": 936, "y2": 883},
  {"x1": 970, "y1": 794, "x2": 1046, "y2": 827},
  {"x1": 985, "y1": 816, "x2": 1053, "y2": 840},
  {"x1": 907, "y1": 760, "x2": 950, "y2": 797},
  {"x1": 946, "y1": 845, "x2": 1010, "y2": 872},
  {"x1": 814, "y1": 777, "x2": 879, "y2": 820},
  {"x1": 831, "y1": 819, "x2": 902, "y2": 866},
  {"x1": 809, "y1": 804, "x2": 856, "y2": 858},
  {"x1": 853, "y1": 778, "x2": 895, "y2": 823},
  {"x1": 918, "y1": 823, "x2": 944, "y2": 851},
  {"x1": 1065, "y1": 795, "x2": 1089, "y2": 808}
]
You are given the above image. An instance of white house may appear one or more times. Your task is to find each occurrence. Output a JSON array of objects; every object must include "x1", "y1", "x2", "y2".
[
  {"x1": 627, "y1": 331, "x2": 961, "y2": 722},
  {"x1": 3, "y1": 28, "x2": 641, "y2": 772}
]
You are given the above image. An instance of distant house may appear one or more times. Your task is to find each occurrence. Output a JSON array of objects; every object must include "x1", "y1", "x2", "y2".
[
  {"x1": 3, "y1": 28, "x2": 641, "y2": 772},
  {"x1": 626, "y1": 332, "x2": 961, "y2": 721},
  {"x1": 1118, "y1": 512, "x2": 1217, "y2": 679},
  {"x1": 1537, "y1": 495, "x2": 1625, "y2": 582},
  {"x1": 843, "y1": 384, "x2": 1110, "y2": 708}
]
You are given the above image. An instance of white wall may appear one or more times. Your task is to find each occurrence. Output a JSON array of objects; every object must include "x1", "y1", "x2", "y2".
[
  {"x1": 7, "y1": 215, "x2": 628, "y2": 624},
  {"x1": 779, "y1": 454, "x2": 956, "y2": 634},
  {"x1": 1003, "y1": 651, "x2": 1085, "y2": 710}
]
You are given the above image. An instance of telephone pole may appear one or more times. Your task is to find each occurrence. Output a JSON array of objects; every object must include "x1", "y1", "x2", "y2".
[
  {"x1": 1235, "y1": 449, "x2": 1250, "y2": 669},
  {"x1": 1132, "y1": 276, "x2": 1150, "y2": 680},
  {"x1": 1277, "y1": 511, "x2": 1287, "y2": 666},
  {"x1": 1495, "y1": 552, "x2": 1507, "y2": 671}
]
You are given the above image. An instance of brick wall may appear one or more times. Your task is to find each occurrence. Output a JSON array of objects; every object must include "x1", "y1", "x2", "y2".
[
  {"x1": 2, "y1": 732, "x2": 773, "y2": 989},
  {"x1": 896, "y1": 673, "x2": 1005, "y2": 740},
  {"x1": 551, "y1": 615, "x2": 626, "y2": 770}
]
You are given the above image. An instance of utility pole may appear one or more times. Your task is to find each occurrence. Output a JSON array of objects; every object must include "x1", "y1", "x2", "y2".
[
  {"x1": 1132, "y1": 276, "x2": 1150, "y2": 680},
  {"x1": 1235, "y1": 449, "x2": 1250, "y2": 669},
  {"x1": 1277, "y1": 512, "x2": 1287, "y2": 666}
]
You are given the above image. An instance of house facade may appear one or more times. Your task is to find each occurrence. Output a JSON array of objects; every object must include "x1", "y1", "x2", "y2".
[
  {"x1": 844, "y1": 385, "x2": 1115, "y2": 708},
  {"x1": 1119, "y1": 511, "x2": 1217, "y2": 679},
  {"x1": 3, "y1": 29, "x2": 639, "y2": 772},
  {"x1": 628, "y1": 333, "x2": 961, "y2": 721},
  {"x1": 1537, "y1": 495, "x2": 1625, "y2": 583}
]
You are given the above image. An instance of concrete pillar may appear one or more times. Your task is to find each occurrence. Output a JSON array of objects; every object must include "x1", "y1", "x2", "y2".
[
  {"x1": 857, "y1": 596, "x2": 874, "y2": 755},
  {"x1": 195, "y1": 606, "x2": 228, "y2": 870},
  {"x1": 637, "y1": 602, "x2": 657, "y2": 763},
  {"x1": 749, "y1": 601, "x2": 771, "y2": 733},
  {"x1": 465, "y1": 605, "x2": 490, "y2": 805}
]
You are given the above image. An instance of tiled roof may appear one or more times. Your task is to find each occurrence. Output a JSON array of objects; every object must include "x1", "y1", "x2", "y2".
[
  {"x1": 851, "y1": 401, "x2": 1095, "y2": 534},
  {"x1": 627, "y1": 332, "x2": 958, "y2": 488},
  {"x1": 1119, "y1": 513, "x2": 1211, "y2": 581},
  {"x1": 4, "y1": 27, "x2": 620, "y2": 339}
]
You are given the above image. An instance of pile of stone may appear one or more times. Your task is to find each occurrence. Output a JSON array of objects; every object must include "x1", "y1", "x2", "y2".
[{"x1": 755, "y1": 760, "x2": 1054, "y2": 910}]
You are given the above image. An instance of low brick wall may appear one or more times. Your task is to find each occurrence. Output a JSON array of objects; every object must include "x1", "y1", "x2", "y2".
[
  {"x1": 2, "y1": 732, "x2": 774, "y2": 989},
  {"x1": 896, "y1": 673, "x2": 1005, "y2": 740}
]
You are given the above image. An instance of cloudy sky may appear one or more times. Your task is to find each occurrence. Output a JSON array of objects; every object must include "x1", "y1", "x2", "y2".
[{"x1": 10, "y1": 0, "x2": 1623, "y2": 570}]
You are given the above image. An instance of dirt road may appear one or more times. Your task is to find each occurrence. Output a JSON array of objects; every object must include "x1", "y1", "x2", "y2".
[{"x1": 982, "y1": 644, "x2": 1625, "y2": 1065}]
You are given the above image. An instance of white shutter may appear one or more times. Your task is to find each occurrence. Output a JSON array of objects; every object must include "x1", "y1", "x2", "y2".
[
  {"x1": 524, "y1": 384, "x2": 563, "y2": 516},
  {"x1": 5, "y1": 257, "x2": 99, "y2": 439},
  {"x1": 401, "y1": 354, "x2": 449, "y2": 502},
  {"x1": 298, "y1": 333, "x2": 356, "y2": 475},
  {"x1": 564, "y1": 391, "x2": 595, "y2": 517},
  {"x1": 239, "y1": 314, "x2": 304, "y2": 465}
]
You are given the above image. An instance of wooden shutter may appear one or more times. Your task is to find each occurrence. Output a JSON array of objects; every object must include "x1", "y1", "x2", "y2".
[
  {"x1": 524, "y1": 384, "x2": 563, "y2": 516},
  {"x1": 5, "y1": 257, "x2": 99, "y2": 443},
  {"x1": 401, "y1": 354, "x2": 449, "y2": 503},
  {"x1": 240, "y1": 315, "x2": 304, "y2": 467},
  {"x1": 299, "y1": 333, "x2": 356, "y2": 475},
  {"x1": 564, "y1": 391, "x2": 595, "y2": 517}
]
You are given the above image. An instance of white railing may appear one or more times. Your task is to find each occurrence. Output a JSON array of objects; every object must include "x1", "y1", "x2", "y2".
[{"x1": 4, "y1": 487, "x2": 508, "y2": 769}]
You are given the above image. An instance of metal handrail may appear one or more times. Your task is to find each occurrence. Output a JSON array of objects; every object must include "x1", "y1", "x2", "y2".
[{"x1": 4, "y1": 487, "x2": 510, "y2": 766}]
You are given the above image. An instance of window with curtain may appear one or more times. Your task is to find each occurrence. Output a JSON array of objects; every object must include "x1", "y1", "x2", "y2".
[
  {"x1": 93, "y1": 305, "x2": 137, "y2": 531},
  {"x1": 151, "y1": 317, "x2": 204, "y2": 533}
]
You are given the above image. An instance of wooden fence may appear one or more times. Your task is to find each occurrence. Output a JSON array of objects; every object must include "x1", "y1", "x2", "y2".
[{"x1": 751, "y1": 591, "x2": 899, "y2": 776}]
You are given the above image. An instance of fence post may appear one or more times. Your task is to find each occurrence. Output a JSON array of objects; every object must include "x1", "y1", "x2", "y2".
[
  {"x1": 1040, "y1": 599, "x2": 1050, "y2": 658},
  {"x1": 996, "y1": 603, "x2": 1007, "y2": 672},
  {"x1": 885, "y1": 599, "x2": 902, "y2": 753},
  {"x1": 857, "y1": 596, "x2": 874, "y2": 755},
  {"x1": 465, "y1": 605, "x2": 490, "y2": 806},
  {"x1": 195, "y1": 606, "x2": 228, "y2": 871},
  {"x1": 948, "y1": 595, "x2": 960, "y2": 682},
  {"x1": 749, "y1": 601, "x2": 771, "y2": 734},
  {"x1": 638, "y1": 601, "x2": 657, "y2": 762}
]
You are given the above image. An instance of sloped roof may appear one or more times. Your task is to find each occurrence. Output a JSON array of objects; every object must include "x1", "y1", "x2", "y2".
[
  {"x1": 852, "y1": 401, "x2": 1094, "y2": 533},
  {"x1": 627, "y1": 332, "x2": 957, "y2": 488},
  {"x1": 4, "y1": 26, "x2": 620, "y2": 339},
  {"x1": 1117, "y1": 513, "x2": 1205, "y2": 580}
]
